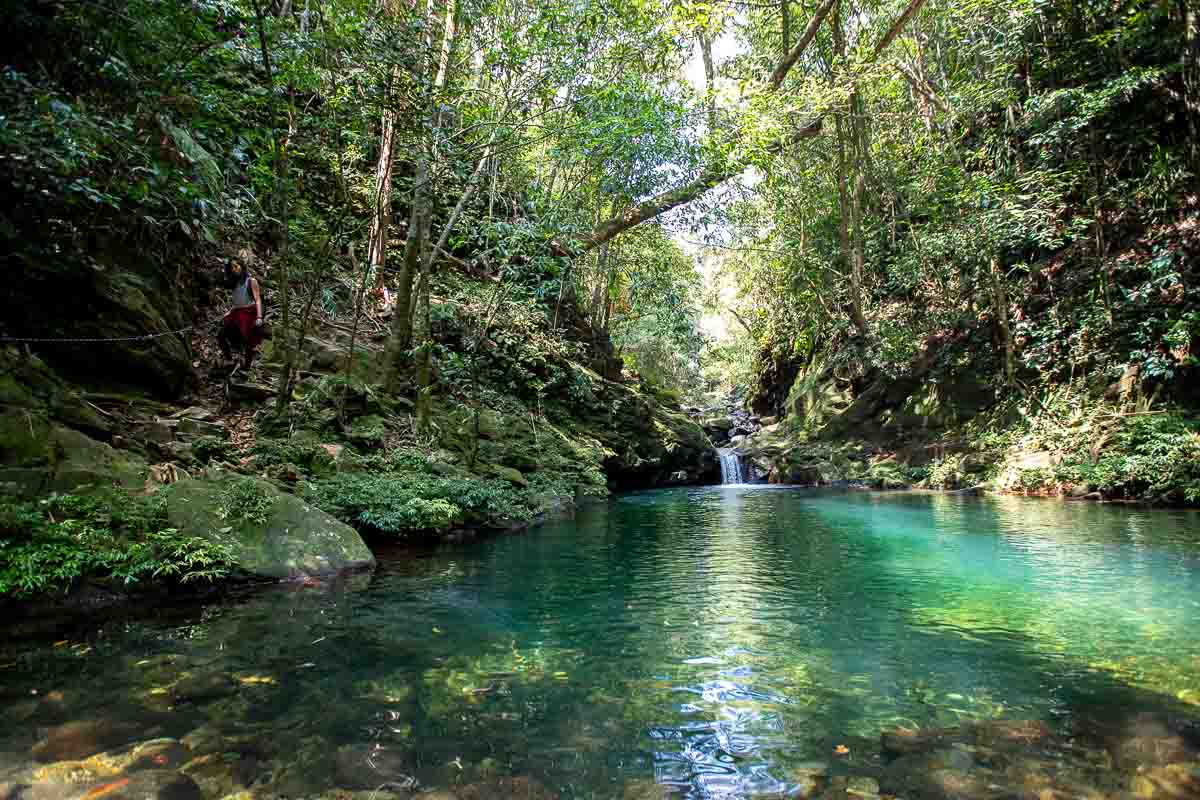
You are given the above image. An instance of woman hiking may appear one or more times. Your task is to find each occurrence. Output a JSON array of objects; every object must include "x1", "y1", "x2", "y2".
[{"x1": 218, "y1": 260, "x2": 264, "y2": 369}]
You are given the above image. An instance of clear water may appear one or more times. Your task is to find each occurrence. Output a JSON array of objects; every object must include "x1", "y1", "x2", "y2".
[{"x1": 3, "y1": 488, "x2": 1200, "y2": 798}]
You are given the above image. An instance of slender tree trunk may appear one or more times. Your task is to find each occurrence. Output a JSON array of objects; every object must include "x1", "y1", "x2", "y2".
[
  {"x1": 989, "y1": 256, "x2": 1016, "y2": 384},
  {"x1": 1186, "y1": 0, "x2": 1200, "y2": 166},
  {"x1": 834, "y1": 115, "x2": 866, "y2": 335},
  {"x1": 832, "y1": 0, "x2": 868, "y2": 336},
  {"x1": 414, "y1": 136, "x2": 494, "y2": 431},
  {"x1": 700, "y1": 32, "x2": 717, "y2": 132},
  {"x1": 781, "y1": 0, "x2": 790, "y2": 54},
  {"x1": 367, "y1": 65, "x2": 402, "y2": 299},
  {"x1": 589, "y1": 243, "x2": 610, "y2": 327},
  {"x1": 383, "y1": 0, "x2": 446, "y2": 390}
]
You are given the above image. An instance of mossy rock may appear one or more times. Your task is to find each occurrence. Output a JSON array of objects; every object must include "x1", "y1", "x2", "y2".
[
  {"x1": 486, "y1": 464, "x2": 529, "y2": 487},
  {"x1": 0, "y1": 413, "x2": 146, "y2": 498},
  {"x1": 163, "y1": 475, "x2": 375, "y2": 579},
  {"x1": 346, "y1": 414, "x2": 388, "y2": 448}
]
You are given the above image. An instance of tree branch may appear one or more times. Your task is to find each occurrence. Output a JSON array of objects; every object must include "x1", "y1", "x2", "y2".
[{"x1": 575, "y1": 0, "x2": 929, "y2": 255}]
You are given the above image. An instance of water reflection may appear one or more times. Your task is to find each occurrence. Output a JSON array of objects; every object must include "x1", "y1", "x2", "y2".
[{"x1": 1, "y1": 489, "x2": 1199, "y2": 799}]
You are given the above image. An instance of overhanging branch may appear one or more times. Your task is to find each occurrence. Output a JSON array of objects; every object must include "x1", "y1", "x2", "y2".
[{"x1": 575, "y1": 0, "x2": 929, "y2": 255}]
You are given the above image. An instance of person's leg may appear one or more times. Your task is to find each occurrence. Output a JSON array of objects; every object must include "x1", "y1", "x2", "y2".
[{"x1": 218, "y1": 322, "x2": 234, "y2": 362}]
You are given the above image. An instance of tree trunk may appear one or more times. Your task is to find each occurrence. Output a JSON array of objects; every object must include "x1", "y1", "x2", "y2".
[
  {"x1": 834, "y1": 115, "x2": 865, "y2": 334},
  {"x1": 273, "y1": 90, "x2": 297, "y2": 413},
  {"x1": 989, "y1": 256, "x2": 1016, "y2": 384},
  {"x1": 414, "y1": 138, "x2": 493, "y2": 431},
  {"x1": 832, "y1": 0, "x2": 868, "y2": 336},
  {"x1": 781, "y1": 0, "x2": 790, "y2": 54},
  {"x1": 367, "y1": 66, "x2": 402, "y2": 300},
  {"x1": 1186, "y1": 0, "x2": 1200, "y2": 166},
  {"x1": 700, "y1": 32, "x2": 717, "y2": 132},
  {"x1": 849, "y1": 171, "x2": 868, "y2": 334},
  {"x1": 382, "y1": 0, "x2": 453, "y2": 391},
  {"x1": 589, "y1": 242, "x2": 610, "y2": 327}
]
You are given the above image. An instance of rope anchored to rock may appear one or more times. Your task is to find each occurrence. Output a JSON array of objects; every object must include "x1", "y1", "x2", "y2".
[{"x1": 0, "y1": 315, "x2": 227, "y2": 344}]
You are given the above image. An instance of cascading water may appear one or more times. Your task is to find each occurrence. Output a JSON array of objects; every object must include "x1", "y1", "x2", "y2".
[{"x1": 717, "y1": 448, "x2": 744, "y2": 485}]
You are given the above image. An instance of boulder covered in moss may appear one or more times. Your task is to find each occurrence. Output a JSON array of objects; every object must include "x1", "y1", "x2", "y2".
[
  {"x1": 163, "y1": 474, "x2": 375, "y2": 579},
  {"x1": 0, "y1": 348, "x2": 147, "y2": 498}
]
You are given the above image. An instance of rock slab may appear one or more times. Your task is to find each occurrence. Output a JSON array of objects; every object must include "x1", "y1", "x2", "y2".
[{"x1": 164, "y1": 474, "x2": 375, "y2": 579}]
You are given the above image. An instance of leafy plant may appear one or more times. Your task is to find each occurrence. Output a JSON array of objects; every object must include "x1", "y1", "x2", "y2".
[
  {"x1": 308, "y1": 473, "x2": 532, "y2": 535},
  {"x1": 0, "y1": 491, "x2": 234, "y2": 597},
  {"x1": 219, "y1": 478, "x2": 276, "y2": 527}
]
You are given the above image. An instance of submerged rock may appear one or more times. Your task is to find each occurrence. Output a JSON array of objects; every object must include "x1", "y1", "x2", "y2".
[
  {"x1": 1130, "y1": 762, "x2": 1200, "y2": 799},
  {"x1": 163, "y1": 473, "x2": 375, "y2": 579},
  {"x1": 454, "y1": 776, "x2": 557, "y2": 800},
  {"x1": 31, "y1": 720, "x2": 138, "y2": 763},
  {"x1": 334, "y1": 744, "x2": 414, "y2": 791}
]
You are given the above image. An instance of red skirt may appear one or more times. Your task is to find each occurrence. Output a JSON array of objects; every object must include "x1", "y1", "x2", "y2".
[{"x1": 223, "y1": 307, "x2": 264, "y2": 349}]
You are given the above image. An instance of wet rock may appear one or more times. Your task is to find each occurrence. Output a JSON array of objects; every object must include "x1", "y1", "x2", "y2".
[
  {"x1": 30, "y1": 760, "x2": 113, "y2": 784},
  {"x1": 487, "y1": 464, "x2": 528, "y2": 487},
  {"x1": 171, "y1": 407, "x2": 216, "y2": 423},
  {"x1": 334, "y1": 744, "x2": 413, "y2": 791},
  {"x1": 621, "y1": 779, "x2": 669, "y2": 799},
  {"x1": 138, "y1": 419, "x2": 179, "y2": 444},
  {"x1": 179, "y1": 752, "x2": 257, "y2": 799},
  {"x1": 787, "y1": 765, "x2": 828, "y2": 799},
  {"x1": 844, "y1": 776, "x2": 879, "y2": 798},
  {"x1": 179, "y1": 727, "x2": 223, "y2": 757},
  {"x1": 175, "y1": 417, "x2": 225, "y2": 438},
  {"x1": 91, "y1": 769, "x2": 204, "y2": 800},
  {"x1": 1130, "y1": 763, "x2": 1200, "y2": 799},
  {"x1": 227, "y1": 381, "x2": 275, "y2": 403},
  {"x1": 32, "y1": 720, "x2": 138, "y2": 763},
  {"x1": 453, "y1": 776, "x2": 557, "y2": 800},
  {"x1": 173, "y1": 673, "x2": 237, "y2": 704}
]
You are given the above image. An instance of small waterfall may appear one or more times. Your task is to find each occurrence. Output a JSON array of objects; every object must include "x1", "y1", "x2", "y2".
[{"x1": 717, "y1": 449, "x2": 744, "y2": 485}]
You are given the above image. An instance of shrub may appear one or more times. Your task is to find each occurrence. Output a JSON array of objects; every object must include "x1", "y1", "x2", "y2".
[
  {"x1": 924, "y1": 454, "x2": 967, "y2": 489},
  {"x1": 1055, "y1": 412, "x2": 1200, "y2": 502},
  {"x1": 308, "y1": 473, "x2": 532, "y2": 535},
  {"x1": 0, "y1": 490, "x2": 234, "y2": 597},
  {"x1": 192, "y1": 435, "x2": 235, "y2": 464}
]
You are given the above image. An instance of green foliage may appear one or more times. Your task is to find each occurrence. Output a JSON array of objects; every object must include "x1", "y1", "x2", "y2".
[
  {"x1": 923, "y1": 455, "x2": 969, "y2": 490},
  {"x1": 1053, "y1": 413, "x2": 1200, "y2": 503},
  {"x1": 308, "y1": 473, "x2": 533, "y2": 536},
  {"x1": 220, "y1": 477, "x2": 276, "y2": 527},
  {"x1": 192, "y1": 435, "x2": 236, "y2": 464},
  {"x1": 0, "y1": 490, "x2": 233, "y2": 597}
]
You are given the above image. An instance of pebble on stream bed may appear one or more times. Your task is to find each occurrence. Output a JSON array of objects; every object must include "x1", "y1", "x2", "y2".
[{"x1": 4, "y1": 710, "x2": 1196, "y2": 800}]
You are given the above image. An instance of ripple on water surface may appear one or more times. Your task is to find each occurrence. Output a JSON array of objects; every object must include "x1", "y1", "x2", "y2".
[{"x1": 2, "y1": 488, "x2": 1200, "y2": 799}]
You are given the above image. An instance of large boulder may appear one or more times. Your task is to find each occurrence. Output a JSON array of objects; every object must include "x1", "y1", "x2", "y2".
[
  {"x1": 0, "y1": 415, "x2": 146, "y2": 498},
  {"x1": 0, "y1": 349, "x2": 146, "y2": 498},
  {"x1": 2, "y1": 249, "x2": 194, "y2": 398},
  {"x1": 163, "y1": 474, "x2": 375, "y2": 579}
]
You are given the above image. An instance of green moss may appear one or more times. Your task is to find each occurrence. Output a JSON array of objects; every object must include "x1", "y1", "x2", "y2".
[{"x1": 163, "y1": 474, "x2": 374, "y2": 578}]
